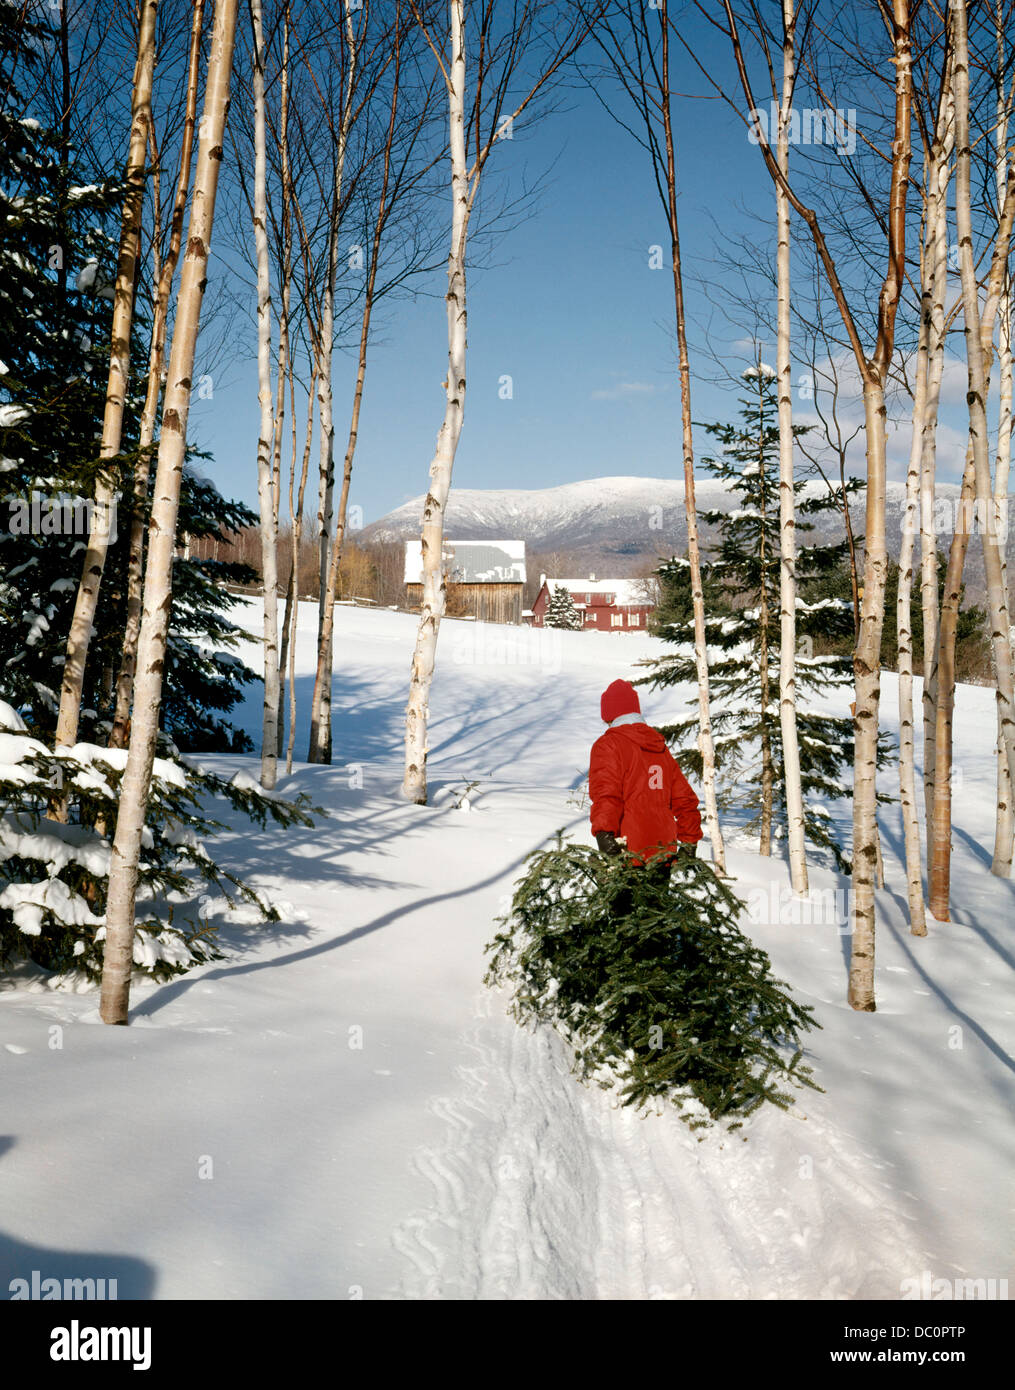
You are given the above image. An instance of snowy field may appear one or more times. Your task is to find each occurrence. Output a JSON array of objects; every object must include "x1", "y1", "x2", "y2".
[{"x1": 1, "y1": 598, "x2": 1012, "y2": 1299}]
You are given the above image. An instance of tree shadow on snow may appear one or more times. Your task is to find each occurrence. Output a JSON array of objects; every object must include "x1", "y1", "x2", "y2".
[
  {"x1": 233, "y1": 669, "x2": 407, "y2": 769},
  {"x1": 0, "y1": 1138, "x2": 157, "y2": 1299},
  {"x1": 881, "y1": 918, "x2": 1015, "y2": 1094},
  {"x1": 131, "y1": 845, "x2": 540, "y2": 1022}
]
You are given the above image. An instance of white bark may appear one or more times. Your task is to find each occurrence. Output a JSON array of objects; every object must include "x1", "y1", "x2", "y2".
[
  {"x1": 993, "y1": 274, "x2": 1013, "y2": 874},
  {"x1": 111, "y1": 0, "x2": 205, "y2": 751},
  {"x1": 722, "y1": 0, "x2": 913, "y2": 1011},
  {"x1": 53, "y1": 0, "x2": 159, "y2": 757},
  {"x1": 250, "y1": 0, "x2": 280, "y2": 790},
  {"x1": 953, "y1": 0, "x2": 1015, "y2": 825},
  {"x1": 897, "y1": 207, "x2": 933, "y2": 936},
  {"x1": 776, "y1": 0, "x2": 807, "y2": 894},
  {"x1": 992, "y1": 2, "x2": 1014, "y2": 875},
  {"x1": 848, "y1": 378, "x2": 890, "y2": 1007},
  {"x1": 847, "y1": 4, "x2": 913, "y2": 1012},
  {"x1": 271, "y1": 13, "x2": 294, "y2": 760},
  {"x1": 100, "y1": 0, "x2": 238, "y2": 1024},
  {"x1": 310, "y1": 0, "x2": 358, "y2": 763},
  {"x1": 919, "y1": 69, "x2": 954, "y2": 834},
  {"x1": 930, "y1": 1, "x2": 1015, "y2": 918},
  {"x1": 287, "y1": 372, "x2": 316, "y2": 775},
  {"x1": 403, "y1": 0, "x2": 468, "y2": 804},
  {"x1": 657, "y1": 0, "x2": 725, "y2": 869}
]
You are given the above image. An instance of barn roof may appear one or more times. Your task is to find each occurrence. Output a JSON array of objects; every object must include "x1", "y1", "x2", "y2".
[{"x1": 404, "y1": 539, "x2": 526, "y2": 585}]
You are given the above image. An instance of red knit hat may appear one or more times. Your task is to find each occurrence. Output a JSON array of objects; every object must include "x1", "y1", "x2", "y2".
[{"x1": 601, "y1": 679, "x2": 641, "y2": 724}]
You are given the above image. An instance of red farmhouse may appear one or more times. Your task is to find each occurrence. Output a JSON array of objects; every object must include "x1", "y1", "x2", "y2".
[{"x1": 530, "y1": 574, "x2": 656, "y2": 631}]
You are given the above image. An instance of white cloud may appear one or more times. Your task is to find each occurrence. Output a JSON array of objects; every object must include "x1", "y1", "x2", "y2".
[{"x1": 590, "y1": 380, "x2": 659, "y2": 401}]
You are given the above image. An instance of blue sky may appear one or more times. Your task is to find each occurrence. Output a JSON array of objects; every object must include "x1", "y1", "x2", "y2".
[{"x1": 183, "y1": 22, "x2": 974, "y2": 529}]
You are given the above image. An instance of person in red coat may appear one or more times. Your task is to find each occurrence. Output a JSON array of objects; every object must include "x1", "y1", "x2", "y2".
[{"x1": 590, "y1": 678, "x2": 702, "y2": 872}]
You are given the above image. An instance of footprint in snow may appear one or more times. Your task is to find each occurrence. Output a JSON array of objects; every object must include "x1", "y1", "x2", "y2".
[{"x1": 4, "y1": 1043, "x2": 28, "y2": 1054}]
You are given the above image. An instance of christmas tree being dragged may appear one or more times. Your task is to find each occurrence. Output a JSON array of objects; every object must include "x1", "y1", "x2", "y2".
[{"x1": 485, "y1": 839, "x2": 821, "y2": 1129}]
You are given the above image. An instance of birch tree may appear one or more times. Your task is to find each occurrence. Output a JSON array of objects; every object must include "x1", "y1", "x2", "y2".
[
  {"x1": 303, "y1": 1, "x2": 445, "y2": 763},
  {"x1": 894, "y1": 45, "x2": 956, "y2": 938},
  {"x1": 268, "y1": 1, "x2": 295, "y2": 762},
  {"x1": 991, "y1": 0, "x2": 1014, "y2": 876},
  {"x1": 775, "y1": 0, "x2": 807, "y2": 893},
  {"x1": 111, "y1": 0, "x2": 207, "y2": 750},
  {"x1": 250, "y1": 0, "x2": 281, "y2": 789},
  {"x1": 723, "y1": 0, "x2": 914, "y2": 1010},
  {"x1": 312, "y1": 0, "x2": 360, "y2": 759},
  {"x1": 402, "y1": 0, "x2": 593, "y2": 803},
  {"x1": 52, "y1": 0, "x2": 160, "y2": 762},
  {"x1": 918, "y1": 53, "x2": 955, "y2": 836},
  {"x1": 308, "y1": 9, "x2": 405, "y2": 764},
  {"x1": 100, "y1": 0, "x2": 239, "y2": 1025},
  {"x1": 928, "y1": 0, "x2": 1015, "y2": 919}
]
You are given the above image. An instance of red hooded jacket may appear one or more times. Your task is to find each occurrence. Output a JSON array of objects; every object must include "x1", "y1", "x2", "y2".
[{"x1": 589, "y1": 721, "x2": 702, "y2": 863}]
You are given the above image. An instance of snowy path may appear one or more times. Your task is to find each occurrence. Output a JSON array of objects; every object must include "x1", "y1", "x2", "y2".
[
  {"x1": 389, "y1": 945, "x2": 934, "y2": 1301},
  {"x1": 2, "y1": 602, "x2": 1012, "y2": 1299}
]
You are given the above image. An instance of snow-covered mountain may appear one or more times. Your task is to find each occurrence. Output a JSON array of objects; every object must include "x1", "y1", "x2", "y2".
[{"x1": 361, "y1": 476, "x2": 1013, "y2": 589}]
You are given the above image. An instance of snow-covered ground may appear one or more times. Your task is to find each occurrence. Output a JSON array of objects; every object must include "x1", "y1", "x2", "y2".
[{"x1": 1, "y1": 599, "x2": 1012, "y2": 1299}]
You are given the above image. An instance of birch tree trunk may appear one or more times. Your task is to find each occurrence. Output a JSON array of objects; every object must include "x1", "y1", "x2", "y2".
[
  {"x1": 928, "y1": 8, "x2": 1015, "y2": 917},
  {"x1": 110, "y1": 0, "x2": 205, "y2": 751},
  {"x1": 723, "y1": 0, "x2": 912, "y2": 1008},
  {"x1": 287, "y1": 373, "x2": 316, "y2": 775},
  {"x1": 897, "y1": 204, "x2": 933, "y2": 936},
  {"x1": 847, "y1": 373, "x2": 893, "y2": 1004},
  {"x1": 919, "y1": 68, "x2": 954, "y2": 834},
  {"x1": 953, "y1": 0, "x2": 1015, "y2": 857},
  {"x1": 660, "y1": 0, "x2": 725, "y2": 869},
  {"x1": 53, "y1": 0, "x2": 160, "y2": 758},
  {"x1": 309, "y1": 14, "x2": 397, "y2": 765},
  {"x1": 402, "y1": 0, "x2": 468, "y2": 804},
  {"x1": 251, "y1": 0, "x2": 280, "y2": 790},
  {"x1": 277, "y1": 353, "x2": 297, "y2": 759},
  {"x1": 928, "y1": 448, "x2": 973, "y2": 920},
  {"x1": 776, "y1": 0, "x2": 807, "y2": 892},
  {"x1": 992, "y1": 1, "x2": 1014, "y2": 875},
  {"x1": 993, "y1": 275, "x2": 1013, "y2": 874},
  {"x1": 844, "y1": 6, "x2": 912, "y2": 1010},
  {"x1": 100, "y1": 0, "x2": 239, "y2": 1025},
  {"x1": 270, "y1": 8, "x2": 294, "y2": 763},
  {"x1": 312, "y1": 0, "x2": 358, "y2": 759},
  {"x1": 846, "y1": 5, "x2": 912, "y2": 1010},
  {"x1": 757, "y1": 373, "x2": 774, "y2": 857}
]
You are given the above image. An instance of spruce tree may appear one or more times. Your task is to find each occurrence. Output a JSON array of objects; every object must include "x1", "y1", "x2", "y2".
[
  {"x1": 0, "y1": 13, "x2": 122, "y2": 730},
  {"x1": 486, "y1": 838, "x2": 821, "y2": 1128},
  {"x1": 0, "y1": 13, "x2": 315, "y2": 987},
  {"x1": 544, "y1": 583, "x2": 583, "y2": 630},
  {"x1": 0, "y1": 698, "x2": 315, "y2": 983},
  {"x1": 0, "y1": 30, "x2": 258, "y2": 755},
  {"x1": 641, "y1": 371, "x2": 866, "y2": 871}
]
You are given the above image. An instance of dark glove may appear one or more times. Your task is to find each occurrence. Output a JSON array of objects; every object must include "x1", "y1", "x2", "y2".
[
  {"x1": 676, "y1": 841, "x2": 697, "y2": 863},
  {"x1": 595, "y1": 831, "x2": 623, "y2": 858}
]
